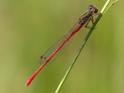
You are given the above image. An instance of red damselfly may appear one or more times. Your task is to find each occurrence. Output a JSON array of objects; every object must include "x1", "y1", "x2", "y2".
[{"x1": 26, "y1": 5, "x2": 98, "y2": 86}]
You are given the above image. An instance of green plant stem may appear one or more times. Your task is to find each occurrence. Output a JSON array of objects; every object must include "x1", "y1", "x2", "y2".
[{"x1": 55, "y1": 0, "x2": 118, "y2": 93}]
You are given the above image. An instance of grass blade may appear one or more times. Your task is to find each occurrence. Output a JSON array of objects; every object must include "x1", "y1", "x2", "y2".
[{"x1": 55, "y1": 0, "x2": 118, "y2": 93}]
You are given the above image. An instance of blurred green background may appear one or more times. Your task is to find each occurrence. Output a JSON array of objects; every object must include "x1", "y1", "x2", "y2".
[{"x1": 0, "y1": 0, "x2": 123, "y2": 93}]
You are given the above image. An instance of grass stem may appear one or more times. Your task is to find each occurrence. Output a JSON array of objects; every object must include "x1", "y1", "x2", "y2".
[{"x1": 55, "y1": 0, "x2": 118, "y2": 93}]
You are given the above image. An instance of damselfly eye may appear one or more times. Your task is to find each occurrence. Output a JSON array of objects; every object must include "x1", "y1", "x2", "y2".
[
  {"x1": 88, "y1": 5, "x2": 98, "y2": 14},
  {"x1": 89, "y1": 6, "x2": 93, "y2": 10},
  {"x1": 94, "y1": 8, "x2": 98, "y2": 13},
  {"x1": 89, "y1": 7, "x2": 92, "y2": 10}
]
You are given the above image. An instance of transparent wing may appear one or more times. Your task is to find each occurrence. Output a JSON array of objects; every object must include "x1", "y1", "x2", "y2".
[
  {"x1": 39, "y1": 11, "x2": 90, "y2": 64},
  {"x1": 40, "y1": 20, "x2": 84, "y2": 63}
]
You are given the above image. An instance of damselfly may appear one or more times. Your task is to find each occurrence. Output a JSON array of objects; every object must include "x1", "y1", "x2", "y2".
[{"x1": 26, "y1": 5, "x2": 98, "y2": 86}]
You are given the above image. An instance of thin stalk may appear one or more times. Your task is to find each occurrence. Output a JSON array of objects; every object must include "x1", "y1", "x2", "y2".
[{"x1": 55, "y1": 0, "x2": 118, "y2": 93}]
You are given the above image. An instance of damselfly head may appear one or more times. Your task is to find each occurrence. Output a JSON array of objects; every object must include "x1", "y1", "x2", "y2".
[{"x1": 88, "y1": 5, "x2": 98, "y2": 14}]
